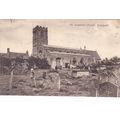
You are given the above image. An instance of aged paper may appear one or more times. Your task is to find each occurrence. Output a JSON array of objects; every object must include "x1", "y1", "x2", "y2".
[{"x1": 0, "y1": 19, "x2": 120, "y2": 97}]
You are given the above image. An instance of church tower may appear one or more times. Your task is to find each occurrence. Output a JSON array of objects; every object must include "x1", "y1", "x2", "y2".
[{"x1": 32, "y1": 26, "x2": 48, "y2": 57}]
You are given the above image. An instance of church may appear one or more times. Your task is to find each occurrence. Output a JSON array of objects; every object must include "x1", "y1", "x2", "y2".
[{"x1": 32, "y1": 26, "x2": 101, "y2": 69}]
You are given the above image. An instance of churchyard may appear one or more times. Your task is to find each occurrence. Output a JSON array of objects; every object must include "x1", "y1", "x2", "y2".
[
  {"x1": 0, "y1": 56, "x2": 120, "y2": 96},
  {"x1": 0, "y1": 69, "x2": 98, "y2": 96}
]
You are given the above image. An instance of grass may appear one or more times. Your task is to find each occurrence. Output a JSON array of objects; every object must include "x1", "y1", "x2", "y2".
[{"x1": 0, "y1": 69, "x2": 97, "y2": 96}]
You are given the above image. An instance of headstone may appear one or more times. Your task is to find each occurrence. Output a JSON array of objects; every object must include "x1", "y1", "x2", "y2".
[{"x1": 44, "y1": 72, "x2": 61, "y2": 91}]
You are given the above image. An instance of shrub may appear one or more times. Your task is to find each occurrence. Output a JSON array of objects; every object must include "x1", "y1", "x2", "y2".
[{"x1": 28, "y1": 57, "x2": 50, "y2": 69}]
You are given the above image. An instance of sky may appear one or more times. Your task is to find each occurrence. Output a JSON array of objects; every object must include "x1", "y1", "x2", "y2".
[{"x1": 0, "y1": 19, "x2": 120, "y2": 59}]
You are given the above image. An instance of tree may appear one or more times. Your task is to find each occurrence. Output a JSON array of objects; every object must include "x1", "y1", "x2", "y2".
[
  {"x1": 39, "y1": 58, "x2": 50, "y2": 69},
  {"x1": 28, "y1": 57, "x2": 50, "y2": 69},
  {"x1": 0, "y1": 57, "x2": 11, "y2": 74}
]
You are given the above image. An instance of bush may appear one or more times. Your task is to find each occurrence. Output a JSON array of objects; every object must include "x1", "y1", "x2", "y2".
[
  {"x1": 0, "y1": 56, "x2": 50, "y2": 75},
  {"x1": 28, "y1": 57, "x2": 50, "y2": 69},
  {"x1": 39, "y1": 58, "x2": 51, "y2": 69}
]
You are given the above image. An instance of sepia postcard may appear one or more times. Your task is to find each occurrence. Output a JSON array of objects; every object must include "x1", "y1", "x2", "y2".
[{"x1": 0, "y1": 19, "x2": 120, "y2": 97}]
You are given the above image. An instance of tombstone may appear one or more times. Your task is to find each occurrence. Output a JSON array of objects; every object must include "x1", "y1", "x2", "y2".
[
  {"x1": 98, "y1": 68, "x2": 120, "y2": 97},
  {"x1": 44, "y1": 72, "x2": 60, "y2": 91},
  {"x1": 72, "y1": 69, "x2": 89, "y2": 78},
  {"x1": 99, "y1": 82, "x2": 118, "y2": 97},
  {"x1": 42, "y1": 72, "x2": 47, "y2": 79}
]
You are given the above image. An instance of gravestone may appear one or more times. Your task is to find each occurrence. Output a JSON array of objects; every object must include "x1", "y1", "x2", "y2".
[{"x1": 44, "y1": 72, "x2": 60, "y2": 91}]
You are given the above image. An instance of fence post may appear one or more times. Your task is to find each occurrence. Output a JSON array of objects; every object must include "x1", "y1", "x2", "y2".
[
  {"x1": 58, "y1": 74, "x2": 60, "y2": 91},
  {"x1": 9, "y1": 70, "x2": 13, "y2": 90},
  {"x1": 95, "y1": 88, "x2": 99, "y2": 97},
  {"x1": 33, "y1": 77, "x2": 36, "y2": 87},
  {"x1": 117, "y1": 86, "x2": 119, "y2": 97},
  {"x1": 9, "y1": 60, "x2": 15, "y2": 91}
]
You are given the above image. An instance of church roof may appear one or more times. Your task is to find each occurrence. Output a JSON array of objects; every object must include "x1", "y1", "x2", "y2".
[
  {"x1": 0, "y1": 52, "x2": 29, "y2": 59},
  {"x1": 8, "y1": 52, "x2": 29, "y2": 59},
  {"x1": 0, "y1": 53, "x2": 7, "y2": 57},
  {"x1": 49, "y1": 51, "x2": 91, "y2": 56},
  {"x1": 43, "y1": 44, "x2": 101, "y2": 60}
]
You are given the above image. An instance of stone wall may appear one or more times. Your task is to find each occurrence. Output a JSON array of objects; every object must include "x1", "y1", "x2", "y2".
[{"x1": 46, "y1": 51, "x2": 94, "y2": 69}]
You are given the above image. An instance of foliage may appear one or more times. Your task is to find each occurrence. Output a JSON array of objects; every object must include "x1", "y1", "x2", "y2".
[
  {"x1": 0, "y1": 57, "x2": 11, "y2": 67},
  {"x1": 28, "y1": 57, "x2": 50, "y2": 69},
  {"x1": 0, "y1": 56, "x2": 51, "y2": 74}
]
